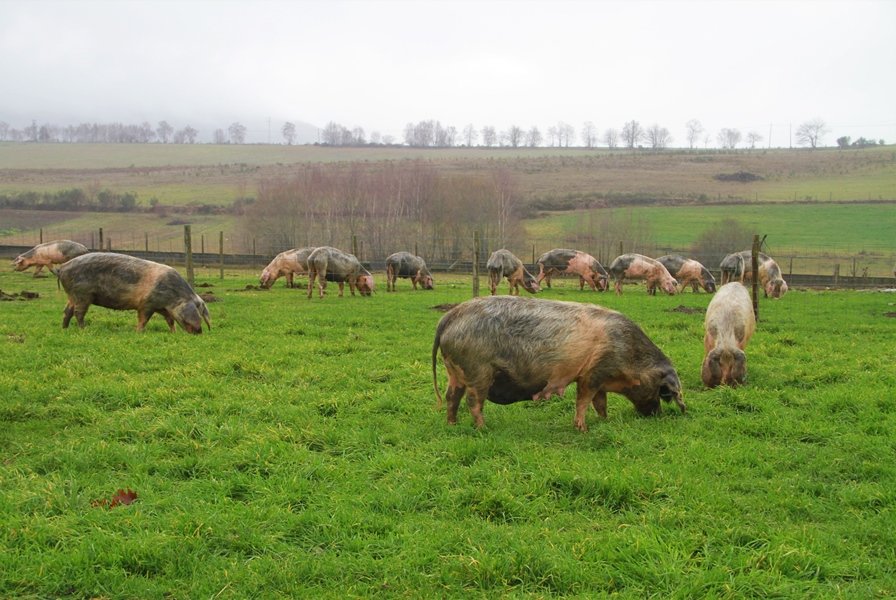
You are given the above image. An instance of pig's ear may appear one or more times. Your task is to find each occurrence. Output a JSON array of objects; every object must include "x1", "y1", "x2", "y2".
[{"x1": 659, "y1": 373, "x2": 686, "y2": 413}]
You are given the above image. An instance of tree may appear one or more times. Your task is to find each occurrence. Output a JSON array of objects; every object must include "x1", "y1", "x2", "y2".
[
  {"x1": 213, "y1": 128, "x2": 228, "y2": 144},
  {"x1": 603, "y1": 128, "x2": 619, "y2": 149},
  {"x1": 481, "y1": 125, "x2": 497, "y2": 147},
  {"x1": 526, "y1": 126, "x2": 542, "y2": 147},
  {"x1": 620, "y1": 120, "x2": 644, "y2": 148},
  {"x1": 352, "y1": 126, "x2": 366, "y2": 145},
  {"x1": 174, "y1": 125, "x2": 198, "y2": 144},
  {"x1": 156, "y1": 120, "x2": 173, "y2": 143},
  {"x1": 0, "y1": 120, "x2": 8, "y2": 140},
  {"x1": 282, "y1": 122, "x2": 296, "y2": 145},
  {"x1": 504, "y1": 125, "x2": 524, "y2": 148},
  {"x1": 645, "y1": 123, "x2": 672, "y2": 149},
  {"x1": 462, "y1": 124, "x2": 478, "y2": 146},
  {"x1": 746, "y1": 131, "x2": 764, "y2": 149},
  {"x1": 795, "y1": 118, "x2": 828, "y2": 148},
  {"x1": 557, "y1": 122, "x2": 575, "y2": 147},
  {"x1": 717, "y1": 128, "x2": 742, "y2": 149},
  {"x1": 581, "y1": 121, "x2": 598, "y2": 148},
  {"x1": 322, "y1": 121, "x2": 346, "y2": 145},
  {"x1": 228, "y1": 122, "x2": 247, "y2": 144},
  {"x1": 836, "y1": 135, "x2": 851, "y2": 148},
  {"x1": 685, "y1": 119, "x2": 704, "y2": 149}
]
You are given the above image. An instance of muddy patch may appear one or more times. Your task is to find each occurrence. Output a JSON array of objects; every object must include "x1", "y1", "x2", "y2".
[
  {"x1": 885, "y1": 312, "x2": 896, "y2": 318},
  {"x1": 199, "y1": 292, "x2": 220, "y2": 303},
  {"x1": 667, "y1": 305, "x2": 703, "y2": 314},
  {"x1": 233, "y1": 285, "x2": 268, "y2": 292},
  {"x1": 0, "y1": 290, "x2": 40, "y2": 301},
  {"x1": 432, "y1": 303, "x2": 459, "y2": 312}
]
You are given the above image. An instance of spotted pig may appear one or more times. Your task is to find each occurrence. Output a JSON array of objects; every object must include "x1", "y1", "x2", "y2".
[
  {"x1": 608, "y1": 253, "x2": 678, "y2": 296},
  {"x1": 536, "y1": 248, "x2": 609, "y2": 291},
  {"x1": 306, "y1": 246, "x2": 374, "y2": 299},
  {"x1": 702, "y1": 282, "x2": 756, "y2": 387},
  {"x1": 486, "y1": 249, "x2": 540, "y2": 295},
  {"x1": 656, "y1": 254, "x2": 716, "y2": 293},
  {"x1": 13, "y1": 240, "x2": 88, "y2": 277},
  {"x1": 260, "y1": 247, "x2": 315, "y2": 288},
  {"x1": 385, "y1": 251, "x2": 434, "y2": 291}
]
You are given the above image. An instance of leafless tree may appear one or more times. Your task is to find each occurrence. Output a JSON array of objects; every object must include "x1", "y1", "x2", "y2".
[
  {"x1": 746, "y1": 130, "x2": 764, "y2": 149},
  {"x1": 0, "y1": 121, "x2": 9, "y2": 141},
  {"x1": 504, "y1": 125, "x2": 524, "y2": 148},
  {"x1": 369, "y1": 131, "x2": 382, "y2": 145},
  {"x1": 717, "y1": 128, "x2": 742, "y2": 149},
  {"x1": 526, "y1": 126, "x2": 542, "y2": 147},
  {"x1": 795, "y1": 118, "x2": 828, "y2": 148},
  {"x1": 157, "y1": 120, "x2": 173, "y2": 143},
  {"x1": 481, "y1": 125, "x2": 497, "y2": 147},
  {"x1": 213, "y1": 128, "x2": 228, "y2": 144},
  {"x1": 352, "y1": 126, "x2": 366, "y2": 145},
  {"x1": 322, "y1": 121, "x2": 347, "y2": 145},
  {"x1": 462, "y1": 123, "x2": 478, "y2": 146},
  {"x1": 581, "y1": 121, "x2": 598, "y2": 148},
  {"x1": 603, "y1": 128, "x2": 619, "y2": 149},
  {"x1": 228, "y1": 122, "x2": 247, "y2": 144},
  {"x1": 645, "y1": 123, "x2": 672, "y2": 149},
  {"x1": 621, "y1": 120, "x2": 644, "y2": 148},
  {"x1": 282, "y1": 122, "x2": 296, "y2": 145},
  {"x1": 685, "y1": 119, "x2": 704, "y2": 149},
  {"x1": 557, "y1": 122, "x2": 575, "y2": 147}
]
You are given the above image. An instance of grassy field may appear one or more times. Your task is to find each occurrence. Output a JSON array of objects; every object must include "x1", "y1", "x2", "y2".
[{"x1": 2, "y1": 268, "x2": 895, "y2": 597}]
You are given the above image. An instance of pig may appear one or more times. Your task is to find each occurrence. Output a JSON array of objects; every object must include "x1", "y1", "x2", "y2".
[
  {"x1": 432, "y1": 296, "x2": 685, "y2": 431},
  {"x1": 13, "y1": 240, "x2": 89, "y2": 277},
  {"x1": 55, "y1": 253, "x2": 210, "y2": 334},
  {"x1": 306, "y1": 246, "x2": 374, "y2": 299},
  {"x1": 486, "y1": 249, "x2": 540, "y2": 295},
  {"x1": 259, "y1": 247, "x2": 315, "y2": 289},
  {"x1": 536, "y1": 248, "x2": 609, "y2": 291},
  {"x1": 720, "y1": 251, "x2": 788, "y2": 298},
  {"x1": 656, "y1": 254, "x2": 716, "y2": 293},
  {"x1": 702, "y1": 282, "x2": 756, "y2": 388},
  {"x1": 385, "y1": 251, "x2": 434, "y2": 291},
  {"x1": 608, "y1": 253, "x2": 678, "y2": 296}
]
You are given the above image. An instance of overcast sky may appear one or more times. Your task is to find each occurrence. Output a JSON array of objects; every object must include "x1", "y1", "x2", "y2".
[{"x1": 2, "y1": 0, "x2": 894, "y2": 146}]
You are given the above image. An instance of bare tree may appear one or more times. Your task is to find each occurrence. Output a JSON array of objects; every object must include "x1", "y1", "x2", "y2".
[
  {"x1": 156, "y1": 120, "x2": 173, "y2": 143},
  {"x1": 352, "y1": 126, "x2": 366, "y2": 145},
  {"x1": 581, "y1": 121, "x2": 598, "y2": 148},
  {"x1": 645, "y1": 123, "x2": 672, "y2": 149},
  {"x1": 462, "y1": 123, "x2": 478, "y2": 146},
  {"x1": 369, "y1": 131, "x2": 382, "y2": 145},
  {"x1": 526, "y1": 126, "x2": 542, "y2": 147},
  {"x1": 504, "y1": 125, "x2": 524, "y2": 148},
  {"x1": 213, "y1": 128, "x2": 228, "y2": 144},
  {"x1": 621, "y1": 120, "x2": 644, "y2": 148},
  {"x1": 557, "y1": 122, "x2": 575, "y2": 147},
  {"x1": 282, "y1": 122, "x2": 296, "y2": 145},
  {"x1": 0, "y1": 120, "x2": 9, "y2": 141},
  {"x1": 603, "y1": 128, "x2": 619, "y2": 149},
  {"x1": 717, "y1": 128, "x2": 742, "y2": 149},
  {"x1": 228, "y1": 122, "x2": 247, "y2": 144},
  {"x1": 795, "y1": 118, "x2": 828, "y2": 148},
  {"x1": 481, "y1": 125, "x2": 497, "y2": 147},
  {"x1": 685, "y1": 119, "x2": 704, "y2": 149},
  {"x1": 746, "y1": 130, "x2": 764, "y2": 149}
]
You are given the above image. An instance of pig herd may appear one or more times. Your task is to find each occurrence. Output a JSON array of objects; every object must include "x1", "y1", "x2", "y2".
[{"x1": 12, "y1": 240, "x2": 787, "y2": 433}]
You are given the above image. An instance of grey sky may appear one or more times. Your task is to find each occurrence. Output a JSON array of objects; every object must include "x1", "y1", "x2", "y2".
[{"x1": 2, "y1": 0, "x2": 894, "y2": 146}]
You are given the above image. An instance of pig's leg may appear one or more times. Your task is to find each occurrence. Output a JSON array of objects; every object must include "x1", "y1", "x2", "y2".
[
  {"x1": 574, "y1": 384, "x2": 594, "y2": 432},
  {"x1": 33, "y1": 265, "x2": 45, "y2": 278},
  {"x1": 465, "y1": 388, "x2": 487, "y2": 428},
  {"x1": 318, "y1": 270, "x2": 327, "y2": 298},
  {"x1": 614, "y1": 278, "x2": 623, "y2": 295},
  {"x1": 307, "y1": 270, "x2": 315, "y2": 299},
  {"x1": 445, "y1": 383, "x2": 465, "y2": 425},
  {"x1": 286, "y1": 272, "x2": 294, "y2": 288},
  {"x1": 337, "y1": 281, "x2": 345, "y2": 297},
  {"x1": 157, "y1": 309, "x2": 176, "y2": 332},
  {"x1": 592, "y1": 391, "x2": 608, "y2": 419},
  {"x1": 62, "y1": 301, "x2": 75, "y2": 329},
  {"x1": 73, "y1": 304, "x2": 89, "y2": 328}
]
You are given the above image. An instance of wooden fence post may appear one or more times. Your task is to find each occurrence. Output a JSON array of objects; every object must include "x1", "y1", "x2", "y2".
[
  {"x1": 184, "y1": 225, "x2": 194, "y2": 286},
  {"x1": 40, "y1": 228, "x2": 43, "y2": 244},
  {"x1": 833, "y1": 264, "x2": 840, "y2": 286},
  {"x1": 145, "y1": 232, "x2": 149, "y2": 253},
  {"x1": 751, "y1": 235, "x2": 760, "y2": 322},
  {"x1": 219, "y1": 231, "x2": 224, "y2": 280},
  {"x1": 472, "y1": 230, "x2": 481, "y2": 297},
  {"x1": 98, "y1": 228, "x2": 104, "y2": 252}
]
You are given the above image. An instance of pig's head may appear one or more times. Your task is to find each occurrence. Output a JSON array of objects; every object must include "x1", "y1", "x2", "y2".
[
  {"x1": 259, "y1": 266, "x2": 278, "y2": 289},
  {"x1": 623, "y1": 367, "x2": 685, "y2": 416},
  {"x1": 765, "y1": 278, "x2": 787, "y2": 299},
  {"x1": 357, "y1": 273, "x2": 375, "y2": 296},
  {"x1": 661, "y1": 278, "x2": 679, "y2": 295},
  {"x1": 522, "y1": 273, "x2": 541, "y2": 294},
  {"x1": 597, "y1": 274, "x2": 610, "y2": 292},
  {"x1": 701, "y1": 347, "x2": 746, "y2": 388},
  {"x1": 172, "y1": 296, "x2": 211, "y2": 334},
  {"x1": 12, "y1": 256, "x2": 30, "y2": 271},
  {"x1": 417, "y1": 273, "x2": 435, "y2": 290}
]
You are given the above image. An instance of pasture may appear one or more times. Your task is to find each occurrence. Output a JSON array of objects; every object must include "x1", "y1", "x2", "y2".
[{"x1": 1, "y1": 267, "x2": 895, "y2": 597}]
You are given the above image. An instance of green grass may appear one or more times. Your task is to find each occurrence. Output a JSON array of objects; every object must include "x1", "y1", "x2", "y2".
[{"x1": 2, "y1": 268, "x2": 895, "y2": 597}]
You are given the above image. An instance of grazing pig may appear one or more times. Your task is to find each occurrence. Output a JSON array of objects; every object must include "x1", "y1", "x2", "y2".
[
  {"x1": 432, "y1": 296, "x2": 685, "y2": 431},
  {"x1": 13, "y1": 240, "x2": 88, "y2": 277},
  {"x1": 656, "y1": 254, "x2": 716, "y2": 293},
  {"x1": 536, "y1": 248, "x2": 609, "y2": 291},
  {"x1": 486, "y1": 249, "x2": 540, "y2": 295},
  {"x1": 55, "y1": 253, "x2": 210, "y2": 334},
  {"x1": 702, "y1": 282, "x2": 756, "y2": 388},
  {"x1": 259, "y1": 247, "x2": 315, "y2": 288},
  {"x1": 720, "y1": 251, "x2": 788, "y2": 298},
  {"x1": 306, "y1": 246, "x2": 374, "y2": 299},
  {"x1": 608, "y1": 253, "x2": 678, "y2": 296},
  {"x1": 385, "y1": 251, "x2": 434, "y2": 291}
]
